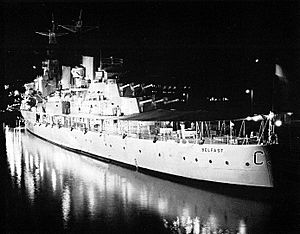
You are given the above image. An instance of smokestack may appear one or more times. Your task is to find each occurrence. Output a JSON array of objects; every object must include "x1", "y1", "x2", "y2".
[{"x1": 82, "y1": 56, "x2": 94, "y2": 80}]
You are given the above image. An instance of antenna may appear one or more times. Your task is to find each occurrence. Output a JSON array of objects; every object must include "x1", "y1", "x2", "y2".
[
  {"x1": 58, "y1": 9, "x2": 98, "y2": 34},
  {"x1": 36, "y1": 13, "x2": 68, "y2": 45},
  {"x1": 99, "y1": 50, "x2": 102, "y2": 70},
  {"x1": 51, "y1": 13, "x2": 55, "y2": 32},
  {"x1": 79, "y1": 9, "x2": 83, "y2": 21}
]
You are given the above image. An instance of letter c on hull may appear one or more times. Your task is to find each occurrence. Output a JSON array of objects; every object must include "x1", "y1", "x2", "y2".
[{"x1": 254, "y1": 151, "x2": 264, "y2": 165}]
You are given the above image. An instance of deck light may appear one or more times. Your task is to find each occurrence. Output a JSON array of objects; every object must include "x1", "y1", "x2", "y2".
[
  {"x1": 268, "y1": 112, "x2": 275, "y2": 120},
  {"x1": 252, "y1": 115, "x2": 263, "y2": 122}
]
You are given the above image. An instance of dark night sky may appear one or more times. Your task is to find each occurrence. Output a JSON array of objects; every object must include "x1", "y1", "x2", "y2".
[{"x1": 1, "y1": 0, "x2": 300, "y2": 110}]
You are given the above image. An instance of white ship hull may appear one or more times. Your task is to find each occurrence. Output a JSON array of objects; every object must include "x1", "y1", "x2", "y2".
[{"x1": 21, "y1": 110, "x2": 274, "y2": 188}]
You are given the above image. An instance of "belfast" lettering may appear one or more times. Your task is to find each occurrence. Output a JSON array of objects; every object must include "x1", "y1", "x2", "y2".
[{"x1": 201, "y1": 148, "x2": 224, "y2": 153}]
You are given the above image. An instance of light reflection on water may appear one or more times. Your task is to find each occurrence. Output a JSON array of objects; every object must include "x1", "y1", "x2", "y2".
[{"x1": 4, "y1": 128, "x2": 274, "y2": 233}]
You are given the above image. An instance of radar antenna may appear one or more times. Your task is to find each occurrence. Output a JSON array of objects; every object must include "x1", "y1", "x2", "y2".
[{"x1": 36, "y1": 13, "x2": 68, "y2": 44}]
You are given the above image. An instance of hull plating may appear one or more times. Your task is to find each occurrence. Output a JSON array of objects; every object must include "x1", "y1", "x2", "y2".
[{"x1": 22, "y1": 111, "x2": 274, "y2": 188}]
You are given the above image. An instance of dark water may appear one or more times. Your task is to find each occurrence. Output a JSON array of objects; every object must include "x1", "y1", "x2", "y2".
[{"x1": 1, "y1": 127, "x2": 299, "y2": 233}]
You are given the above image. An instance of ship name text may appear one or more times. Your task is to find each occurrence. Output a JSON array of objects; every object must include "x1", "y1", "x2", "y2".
[{"x1": 201, "y1": 147, "x2": 224, "y2": 153}]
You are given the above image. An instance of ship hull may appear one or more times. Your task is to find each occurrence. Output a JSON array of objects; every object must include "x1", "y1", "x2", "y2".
[{"x1": 22, "y1": 110, "x2": 274, "y2": 187}]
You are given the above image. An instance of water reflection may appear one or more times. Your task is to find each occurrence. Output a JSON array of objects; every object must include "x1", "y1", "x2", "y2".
[
  {"x1": 5, "y1": 128, "x2": 273, "y2": 233},
  {"x1": 62, "y1": 184, "x2": 71, "y2": 226}
]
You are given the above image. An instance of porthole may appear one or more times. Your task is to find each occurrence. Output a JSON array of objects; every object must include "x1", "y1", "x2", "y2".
[
  {"x1": 195, "y1": 158, "x2": 198, "y2": 162},
  {"x1": 225, "y1": 161, "x2": 229, "y2": 165},
  {"x1": 245, "y1": 162, "x2": 250, "y2": 166},
  {"x1": 209, "y1": 160, "x2": 212, "y2": 163}
]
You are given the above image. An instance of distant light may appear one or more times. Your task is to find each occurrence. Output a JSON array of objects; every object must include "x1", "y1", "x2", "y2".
[
  {"x1": 287, "y1": 112, "x2": 293, "y2": 116},
  {"x1": 33, "y1": 66, "x2": 36, "y2": 69},
  {"x1": 246, "y1": 116, "x2": 252, "y2": 121},
  {"x1": 255, "y1": 59, "x2": 259, "y2": 63},
  {"x1": 245, "y1": 89, "x2": 250, "y2": 94},
  {"x1": 275, "y1": 120, "x2": 282, "y2": 127}
]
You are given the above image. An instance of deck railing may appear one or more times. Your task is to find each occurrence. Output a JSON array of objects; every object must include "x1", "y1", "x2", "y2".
[{"x1": 31, "y1": 111, "x2": 265, "y2": 145}]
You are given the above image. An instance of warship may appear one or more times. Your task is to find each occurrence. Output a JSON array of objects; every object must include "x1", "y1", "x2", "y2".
[{"x1": 21, "y1": 13, "x2": 283, "y2": 188}]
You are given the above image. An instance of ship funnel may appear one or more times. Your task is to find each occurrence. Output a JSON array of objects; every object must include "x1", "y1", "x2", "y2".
[{"x1": 82, "y1": 56, "x2": 94, "y2": 80}]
